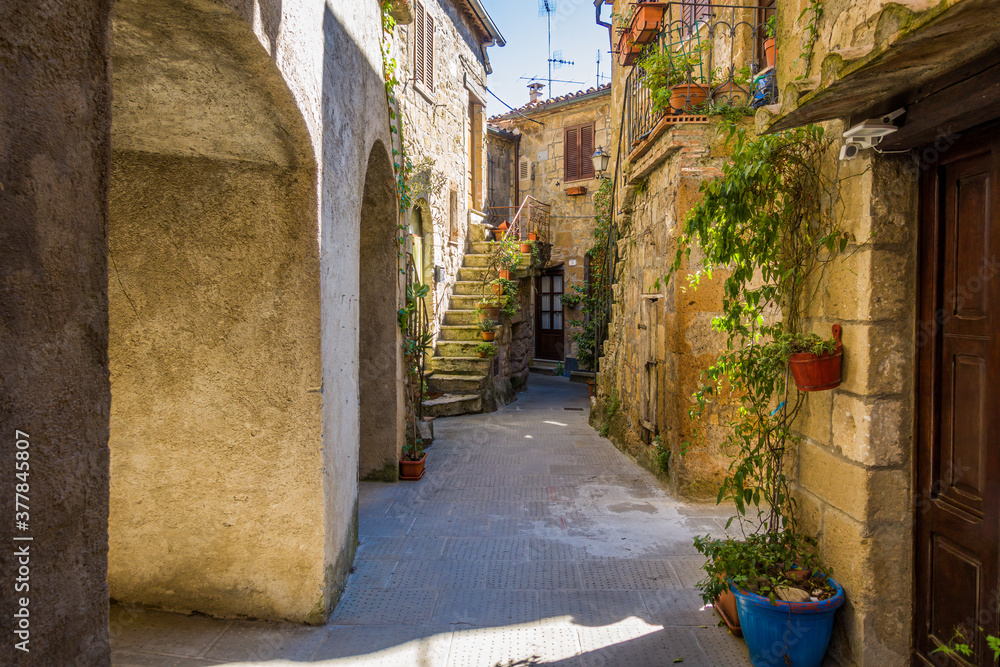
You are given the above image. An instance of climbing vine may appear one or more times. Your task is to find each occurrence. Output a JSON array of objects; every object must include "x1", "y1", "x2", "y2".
[
  {"x1": 795, "y1": 0, "x2": 824, "y2": 77},
  {"x1": 569, "y1": 178, "x2": 614, "y2": 371}
]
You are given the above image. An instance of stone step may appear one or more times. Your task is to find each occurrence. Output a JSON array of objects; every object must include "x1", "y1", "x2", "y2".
[
  {"x1": 449, "y1": 294, "x2": 492, "y2": 311},
  {"x1": 422, "y1": 393, "x2": 483, "y2": 418},
  {"x1": 426, "y1": 374, "x2": 486, "y2": 395},
  {"x1": 431, "y1": 356, "x2": 491, "y2": 374},
  {"x1": 435, "y1": 340, "x2": 484, "y2": 358},
  {"x1": 443, "y1": 309, "x2": 479, "y2": 326},
  {"x1": 469, "y1": 241, "x2": 496, "y2": 254},
  {"x1": 438, "y1": 325, "x2": 483, "y2": 341},
  {"x1": 461, "y1": 254, "x2": 493, "y2": 268},
  {"x1": 453, "y1": 280, "x2": 497, "y2": 297},
  {"x1": 458, "y1": 266, "x2": 492, "y2": 282},
  {"x1": 530, "y1": 359, "x2": 561, "y2": 375},
  {"x1": 570, "y1": 370, "x2": 595, "y2": 384}
]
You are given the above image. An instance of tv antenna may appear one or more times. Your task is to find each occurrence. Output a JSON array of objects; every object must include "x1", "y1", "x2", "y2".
[
  {"x1": 538, "y1": 0, "x2": 558, "y2": 93},
  {"x1": 519, "y1": 74, "x2": 585, "y2": 86}
]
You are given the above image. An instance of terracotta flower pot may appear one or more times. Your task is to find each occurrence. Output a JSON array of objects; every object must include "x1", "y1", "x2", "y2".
[
  {"x1": 789, "y1": 325, "x2": 843, "y2": 392},
  {"x1": 492, "y1": 283, "x2": 503, "y2": 296},
  {"x1": 629, "y1": 2, "x2": 667, "y2": 45},
  {"x1": 586, "y1": 380, "x2": 596, "y2": 397},
  {"x1": 566, "y1": 185, "x2": 588, "y2": 196},
  {"x1": 669, "y1": 83, "x2": 708, "y2": 112},
  {"x1": 520, "y1": 243, "x2": 531, "y2": 253},
  {"x1": 479, "y1": 306, "x2": 501, "y2": 322},
  {"x1": 715, "y1": 588, "x2": 743, "y2": 637},
  {"x1": 711, "y1": 81, "x2": 750, "y2": 106},
  {"x1": 763, "y1": 37, "x2": 776, "y2": 69},
  {"x1": 481, "y1": 331, "x2": 495, "y2": 341},
  {"x1": 528, "y1": 232, "x2": 538, "y2": 241},
  {"x1": 399, "y1": 453, "x2": 426, "y2": 480},
  {"x1": 617, "y1": 31, "x2": 641, "y2": 67},
  {"x1": 479, "y1": 351, "x2": 489, "y2": 358},
  {"x1": 499, "y1": 269, "x2": 511, "y2": 279}
]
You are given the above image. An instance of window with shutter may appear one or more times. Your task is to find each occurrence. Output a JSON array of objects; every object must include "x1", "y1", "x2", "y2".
[
  {"x1": 413, "y1": 2, "x2": 434, "y2": 91},
  {"x1": 564, "y1": 127, "x2": 579, "y2": 182},
  {"x1": 580, "y1": 124, "x2": 595, "y2": 180},
  {"x1": 563, "y1": 122, "x2": 596, "y2": 182}
]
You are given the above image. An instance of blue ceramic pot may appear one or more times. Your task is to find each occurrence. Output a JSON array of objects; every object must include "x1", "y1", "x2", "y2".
[{"x1": 732, "y1": 576, "x2": 844, "y2": 667}]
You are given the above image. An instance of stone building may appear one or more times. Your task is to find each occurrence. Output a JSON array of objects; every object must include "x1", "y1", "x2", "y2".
[
  {"x1": 763, "y1": 1, "x2": 1000, "y2": 664},
  {"x1": 491, "y1": 84, "x2": 614, "y2": 371},
  {"x1": 1, "y1": 0, "x2": 408, "y2": 662},
  {"x1": 593, "y1": 0, "x2": 1000, "y2": 664},
  {"x1": 390, "y1": 0, "x2": 504, "y2": 336}
]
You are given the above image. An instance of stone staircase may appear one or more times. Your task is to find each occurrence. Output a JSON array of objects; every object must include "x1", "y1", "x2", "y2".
[{"x1": 423, "y1": 240, "x2": 497, "y2": 418}]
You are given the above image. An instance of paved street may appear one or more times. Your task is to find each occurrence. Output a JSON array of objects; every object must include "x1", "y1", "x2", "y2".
[{"x1": 111, "y1": 375, "x2": 748, "y2": 666}]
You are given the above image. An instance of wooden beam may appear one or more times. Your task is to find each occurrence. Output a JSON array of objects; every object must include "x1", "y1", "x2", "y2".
[{"x1": 879, "y1": 59, "x2": 1000, "y2": 150}]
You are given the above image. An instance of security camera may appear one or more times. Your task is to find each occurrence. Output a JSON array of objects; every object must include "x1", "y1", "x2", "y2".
[
  {"x1": 839, "y1": 107, "x2": 906, "y2": 160},
  {"x1": 840, "y1": 142, "x2": 861, "y2": 160}
]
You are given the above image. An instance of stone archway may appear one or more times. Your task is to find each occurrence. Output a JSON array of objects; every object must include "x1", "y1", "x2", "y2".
[
  {"x1": 358, "y1": 142, "x2": 404, "y2": 480},
  {"x1": 107, "y1": 0, "x2": 324, "y2": 622}
]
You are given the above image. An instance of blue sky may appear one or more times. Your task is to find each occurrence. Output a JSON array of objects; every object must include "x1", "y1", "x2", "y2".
[{"x1": 481, "y1": 0, "x2": 613, "y2": 117}]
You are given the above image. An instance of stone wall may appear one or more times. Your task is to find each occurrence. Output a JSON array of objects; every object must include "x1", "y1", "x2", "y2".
[
  {"x1": 492, "y1": 88, "x2": 613, "y2": 368},
  {"x1": 593, "y1": 118, "x2": 741, "y2": 500},
  {"x1": 0, "y1": 1, "x2": 113, "y2": 663}
]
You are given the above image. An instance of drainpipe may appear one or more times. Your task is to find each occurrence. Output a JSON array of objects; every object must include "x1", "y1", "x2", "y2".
[{"x1": 595, "y1": 0, "x2": 612, "y2": 49}]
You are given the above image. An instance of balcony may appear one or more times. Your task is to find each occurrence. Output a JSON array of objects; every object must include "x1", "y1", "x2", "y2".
[{"x1": 621, "y1": 1, "x2": 778, "y2": 151}]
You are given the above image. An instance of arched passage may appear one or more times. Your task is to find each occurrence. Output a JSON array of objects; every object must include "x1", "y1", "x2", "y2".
[
  {"x1": 107, "y1": 0, "x2": 324, "y2": 622},
  {"x1": 358, "y1": 142, "x2": 404, "y2": 479}
]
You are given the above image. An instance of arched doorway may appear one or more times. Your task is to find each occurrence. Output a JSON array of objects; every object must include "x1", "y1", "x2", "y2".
[
  {"x1": 107, "y1": 0, "x2": 323, "y2": 622},
  {"x1": 358, "y1": 142, "x2": 404, "y2": 480}
]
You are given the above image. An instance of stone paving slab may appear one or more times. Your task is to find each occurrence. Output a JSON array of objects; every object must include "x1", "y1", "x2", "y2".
[{"x1": 110, "y1": 375, "x2": 751, "y2": 666}]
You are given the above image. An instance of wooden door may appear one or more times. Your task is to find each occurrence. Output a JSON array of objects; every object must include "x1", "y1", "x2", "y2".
[
  {"x1": 915, "y1": 127, "x2": 1000, "y2": 665},
  {"x1": 535, "y1": 268, "x2": 565, "y2": 361}
]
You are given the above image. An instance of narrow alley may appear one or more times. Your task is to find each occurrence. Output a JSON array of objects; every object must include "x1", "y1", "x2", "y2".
[{"x1": 109, "y1": 375, "x2": 748, "y2": 666}]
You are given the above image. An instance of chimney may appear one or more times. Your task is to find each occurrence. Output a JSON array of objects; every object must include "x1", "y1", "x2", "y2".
[{"x1": 528, "y1": 82, "x2": 545, "y2": 104}]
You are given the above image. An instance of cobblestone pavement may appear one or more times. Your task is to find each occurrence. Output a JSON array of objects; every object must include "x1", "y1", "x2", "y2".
[{"x1": 111, "y1": 375, "x2": 751, "y2": 666}]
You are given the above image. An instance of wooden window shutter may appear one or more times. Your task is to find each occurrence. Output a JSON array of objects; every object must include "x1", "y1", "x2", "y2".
[
  {"x1": 424, "y1": 12, "x2": 435, "y2": 90},
  {"x1": 564, "y1": 126, "x2": 579, "y2": 182},
  {"x1": 414, "y1": 2, "x2": 425, "y2": 86},
  {"x1": 580, "y1": 124, "x2": 595, "y2": 179}
]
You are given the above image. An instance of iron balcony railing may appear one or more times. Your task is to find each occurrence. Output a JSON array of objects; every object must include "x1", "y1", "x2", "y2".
[{"x1": 623, "y1": 1, "x2": 778, "y2": 150}]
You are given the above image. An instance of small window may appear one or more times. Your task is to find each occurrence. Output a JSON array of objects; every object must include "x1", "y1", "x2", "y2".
[
  {"x1": 519, "y1": 156, "x2": 531, "y2": 181},
  {"x1": 683, "y1": 0, "x2": 712, "y2": 27},
  {"x1": 413, "y1": 1, "x2": 435, "y2": 91},
  {"x1": 564, "y1": 122, "x2": 595, "y2": 182}
]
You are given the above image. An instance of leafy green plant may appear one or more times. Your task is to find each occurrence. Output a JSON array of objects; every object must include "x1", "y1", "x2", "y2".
[
  {"x1": 640, "y1": 44, "x2": 706, "y2": 112},
  {"x1": 570, "y1": 178, "x2": 614, "y2": 371},
  {"x1": 653, "y1": 435, "x2": 670, "y2": 474},
  {"x1": 795, "y1": 1, "x2": 823, "y2": 76},
  {"x1": 474, "y1": 342, "x2": 498, "y2": 357},
  {"x1": 665, "y1": 121, "x2": 854, "y2": 599},
  {"x1": 765, "y1": 15, "x2": 776, "y2": 39},
  {"x1": 478, "y1": 319, "x2": 497, "y2": 333},
  {"x1": 560, "y1": 293, "x2": 581, "y2": 309},
  {"x1": 933, "y1": 629, "x2": 1000, "y2": 661},
  {"x1": 693, "y1": 531, "x2": 831, "y2": 605}
]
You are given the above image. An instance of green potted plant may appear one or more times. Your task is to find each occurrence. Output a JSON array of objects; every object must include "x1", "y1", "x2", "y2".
[
  {"x1": 478, "y1": 318, "x2": 497, "y2": 341},
  {"x1": 640, "y1": 45, "x2": 708, "y2": 113},
  {"x1": 781, "y1": 328, "x2": 843, "y2": 392},
  {"x1": 477, "y1": 299, "x2": 501, "y2": 323},
  {"x1": 399, "y1": 281, "x2": 433, "y2": 481},
  {"x1": 763, "y1": 15, "x2": 777, "y2": 68},
  {"x1": 669, "y1": 122, "x2": 855, "y2": 666},
  {"x1": 474, "y1": 341, "x2": 497, "y2": 358},
  {"x1": 399, "y1": 437, "x2": 426, "y2": 480}
]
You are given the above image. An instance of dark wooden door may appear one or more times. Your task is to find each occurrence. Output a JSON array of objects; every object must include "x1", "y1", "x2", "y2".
[
  {"x1": 535, "y1": 268, "x2": 565, "y2": 361},
  {"x1": 915, "y1": 127, "x2": 1000, "y2": 665}
]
